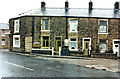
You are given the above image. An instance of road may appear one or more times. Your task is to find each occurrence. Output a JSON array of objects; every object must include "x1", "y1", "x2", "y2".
[{"x1": 0, "y1": 49, "x2": 119, "y2": 77}]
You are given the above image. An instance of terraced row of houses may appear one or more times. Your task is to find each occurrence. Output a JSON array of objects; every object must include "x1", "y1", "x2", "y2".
[{"x1": 9, "y1": 1, "x2": 120, "y2": 57}]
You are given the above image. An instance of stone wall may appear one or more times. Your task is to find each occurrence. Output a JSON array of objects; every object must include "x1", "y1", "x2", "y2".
[
  {"x1": 78, "y1": 18, "x2": 98, "y2": 52},
  {"x1": 50, "y1": 17, "x2": 66, "y2": 48},
  {"x1": 9, "y1": 17, "x2": 33, "y2": 52},
  {"x1": 9, "y1": 19, "x2": 14, "y2": 51},
  {"x1": 9, "y1": 16, "x2": 120, "y2": 54}
]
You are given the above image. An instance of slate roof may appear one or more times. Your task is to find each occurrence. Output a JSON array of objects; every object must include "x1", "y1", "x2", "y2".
[
  {"x1": 16, "y1": 8, "x2": 120, "y2": 19},
  {"x1": 0, "y1": 23, "x2": 9, "y2": 29}
]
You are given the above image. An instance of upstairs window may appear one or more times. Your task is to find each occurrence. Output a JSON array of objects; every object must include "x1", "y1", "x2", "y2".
[
  {"x1": 70, "y1": 38, "x2": 77, "y2": 50},
  {"x1": 14, "y1": 20, "x2": 19, "y2": 33},
  {"x1": 99, "y1": 21, "x2": 107, "y2": 33},
  {"x1": 42, "y1": 19, "x2": 50, "y2": 30},
  {"x1": 69, "y1": 20, "x2": 78, "y2": 32}
]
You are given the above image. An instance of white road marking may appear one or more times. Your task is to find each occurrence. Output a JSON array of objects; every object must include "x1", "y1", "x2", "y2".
[{"x1": 4, "y1": 61, "x2": 34, "y2": 71}]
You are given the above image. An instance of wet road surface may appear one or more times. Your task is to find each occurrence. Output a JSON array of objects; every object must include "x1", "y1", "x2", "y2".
[{"x1": 0, "y1": 50, "x2": 119, "y2": 77}]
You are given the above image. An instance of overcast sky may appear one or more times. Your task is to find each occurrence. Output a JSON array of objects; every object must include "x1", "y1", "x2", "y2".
[{"x1": 0, "y1": 0, "x2": 119, "y2": 23}]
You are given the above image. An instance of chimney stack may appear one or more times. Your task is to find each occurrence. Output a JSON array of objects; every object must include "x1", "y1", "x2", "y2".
[
  {"x1": 114, "y1": 2, "x2": 119, "y2": 9},
  {"x1": 65, "y1": 0, "x2": 69, "y2": 8},
  {"x1": 89, "y1": 0, "x2": 93, "y2": 10},
  {"x1": 41, "y1": 1, "x2": 46, "y2": 9}
]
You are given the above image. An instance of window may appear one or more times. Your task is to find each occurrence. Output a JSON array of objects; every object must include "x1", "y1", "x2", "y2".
[
  {"x1": 1, "y1": 30, "x2": 5, "y2": 37},
  {"x1": 70, "y1": 38, "x2": 77, "y2": 50},
  {"x1": 69, "y1": 20, "x2": 78, "y2": 32},
  {"x1": 99, "y1": 40, "x2": 107, "y2": 51},
  {"x1": 1, "y1": 39, "x2": 5, "y2": 45},
  {"x1": 42, "y1": 36, "x2": 49, "y2": 48},
  {"x1": 14, "y1": 20, "x2": 19, "y2": 33},
  {"x1": 13, "y1": 35, "x2": 20, "y2": 47},
  {"x1": 42, "y1": 19, "x2": 50, "y2": 30},
  {"x1": 99, "y1": 21, "x2": 107, "y2": 33}
]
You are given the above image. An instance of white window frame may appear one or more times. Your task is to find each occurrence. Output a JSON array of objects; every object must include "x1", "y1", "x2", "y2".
[
  {"x1": 113, "y1": 39, "x2": 120, "y2": 55},
  {"x1": 69, "y1": 38, "x2": 78, "y2": 51},
  {"x1": 98, "y1": 19, "x2": 108, "y2": 34},
  {"x1": 69, "y1": 20, "x2": 78, "y2": 33},
  {"x1": 14, "y1": 19, "x2": 19, "y2": 33},
  {"x1": 82, "y1": 38, "x2": 91, "y2": 51},
  {"x1": 1, "y1": 39, "x2": 5, "y2": 45},
  {"x1": 13, "y1": 35, "x2": 20, "y2": 47}
]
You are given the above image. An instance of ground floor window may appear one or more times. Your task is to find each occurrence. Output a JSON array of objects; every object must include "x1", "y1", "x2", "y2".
[
  {"x1": 13, "y1": 35, "x2": 20, "y2": 47},
  {"x1": 42, "y1": 36, "x2": 49, "y2": 48},
  {"x1": 1, "y1": 39, "x2": 5, "y2": 45},
  {"x1": 70, "y1": 38, "x2": 77, "y2": 50},
  {"x1": 99, "y1": 39, "x2": 107, "y2": 51}
]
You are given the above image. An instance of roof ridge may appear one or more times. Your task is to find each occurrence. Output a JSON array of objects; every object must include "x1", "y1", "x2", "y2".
[{"x1": 44, "y1": 7, "x2": 114, "y2": 10}]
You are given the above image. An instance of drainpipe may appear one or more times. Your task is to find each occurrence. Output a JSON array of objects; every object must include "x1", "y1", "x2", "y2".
[{"x1": 32, "y1": 17, "x2": 35, "y2": 48}]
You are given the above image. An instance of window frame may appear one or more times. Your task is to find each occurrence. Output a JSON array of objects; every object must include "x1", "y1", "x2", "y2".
[
  {"x1": 14, "y1": 19, "x2": 20, "y2": 33},
  {"x1": 99, "y1": 39, "x2": 107, "y2": 52},
  {"x1": 69, "y1": 38, "x2": 78, "y2": 51},
  {"x1": 1, "y1": 39, "x2": 5, "y2": 45},
  {"x1": 13, "y1": 35, "x2": 20, "y2": 47},
  {"x1": 41, "y1": 18, "x2": 50, "y2": 31},
  {"x1": 69, "y1": 19, "x2": 78, "y2": 33},
  {"x1": 98, "y1": 19, "x2": 108, "y2": 34},
  {"x1": 41, "y1": 36, "x2": 50, "y2": 48}
]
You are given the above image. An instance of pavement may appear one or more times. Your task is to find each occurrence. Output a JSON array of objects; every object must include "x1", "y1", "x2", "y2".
[{"x1": 2, "y1": 49, "x2": 120, "y2": 73}]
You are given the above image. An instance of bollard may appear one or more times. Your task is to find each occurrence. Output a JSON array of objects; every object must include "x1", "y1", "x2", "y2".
[
  {"x1": 59, "y1": 47, "x2": 61, "y2": 56},
  {"x1": 52, "y1": 47, "x2": 54, "y2": 56}
]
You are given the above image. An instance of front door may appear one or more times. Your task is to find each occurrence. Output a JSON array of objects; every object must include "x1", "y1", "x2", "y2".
[
  {"x1": 84, "y1": 41, "x2": 89, "y2": 56},
  {"x1": 113, "y1": 40, "x2": 120, "y2": 57},
  {"x1": 56, "y1": 38, "x2": 61, "y2": 53},
  {"x1": 113, "y1": 42, "x2": 120, "y2": 57}
]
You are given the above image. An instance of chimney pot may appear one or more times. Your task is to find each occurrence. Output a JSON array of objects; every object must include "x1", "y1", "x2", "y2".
[
  {"x1": 41, "y1": 1, "x2": 46, "y2": 9},
  {"x1": 65, "y1": 1, "x2": 69, "y2": 8},
  {"x1": 114, "y1": 2, "x2": 119, "y2": 9},
  {"x1": 89, "y1": 1, "x2": 93, "y2": 10}
]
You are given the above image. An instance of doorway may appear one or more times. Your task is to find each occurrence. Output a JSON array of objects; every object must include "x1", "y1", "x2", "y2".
[
  {"x1": 113, "y1": 39, "x2": 120, "y2": 57},
  {"x1": 83, "y1": 38, "x2": 91, "y2": 56},
  {"x1": 55, "y1": 37, "x2": 61, "y2": 53}
]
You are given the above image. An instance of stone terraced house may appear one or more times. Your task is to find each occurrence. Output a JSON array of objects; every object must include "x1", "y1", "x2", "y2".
[
  {"x1": 0, "y1": 23, "x2": 9, "y2": 49},
  {"x1": 9, "y1": 1, "x2": 120, "y2": 57}
]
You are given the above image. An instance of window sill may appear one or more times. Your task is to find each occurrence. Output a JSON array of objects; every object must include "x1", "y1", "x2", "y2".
[
  {"x1": 68, "y1": 31, "x2": 78, "y2": 33},
  {"x1": 98, "y1": 33, "x2": 108, "y2": 34},
  {"x1": 14, "y1": 31, "x2": 19, "y2": 33},
  {"x1": 1, "y1": 36, "x2": 5, "y2": 37},
  {"x1": 1, "y1": 44, "x2": 5, "y2": 45},
  {"x1": 69, "y1": 49, "x2": 78, "y2": 51},
  {"x1": 41, "y1": 30, "x2": 50, "y2": 32},
  {"x1": 13, "y1": 46, "x2": 20, "y2": 48},
  {"x1": 32, "y1": 48, "x2": 52, "y2": 51}
]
